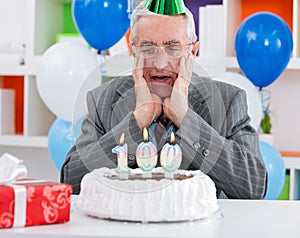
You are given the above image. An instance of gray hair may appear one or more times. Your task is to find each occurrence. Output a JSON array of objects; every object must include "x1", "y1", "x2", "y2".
[{"x1": 130, "y1": 0, "x2": 197, "y2": 43}]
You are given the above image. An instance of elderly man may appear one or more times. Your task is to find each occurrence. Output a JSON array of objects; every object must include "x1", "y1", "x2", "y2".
[{"x1": 61, "y1": 0, "x2": 267, "y2": 198}]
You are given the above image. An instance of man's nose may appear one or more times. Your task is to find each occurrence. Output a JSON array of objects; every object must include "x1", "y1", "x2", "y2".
[{"x1": 153, "y1": 49, "x2": 168, "y2": 69}]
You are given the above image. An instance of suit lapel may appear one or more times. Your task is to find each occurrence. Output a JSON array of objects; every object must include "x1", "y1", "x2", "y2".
[
  {"x1": 111, "y1": 77, "x2": 136, "y2": 126},
  {"x1": 188, "y1": 76, "x2": 212, "y2": 124}
]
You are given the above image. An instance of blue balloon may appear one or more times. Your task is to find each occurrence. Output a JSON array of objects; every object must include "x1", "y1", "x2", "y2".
[
  {"x1": 72, "y1": 114, "x2": 86, "y2": 139},
  {"x1": 72, "y1": 0, "x2": 131, "y2": 50},
  {"x1": 235, "y1": 12, "x2": 293, "y2": 88},
  {"x1": 48, "y1": 118, "x2": 83, "y2": 170},
  {"x1": 259, "y1": 141, "x2": 286, "y2": 200}
]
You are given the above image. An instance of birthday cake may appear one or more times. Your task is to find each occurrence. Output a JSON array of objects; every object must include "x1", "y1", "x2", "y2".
[{"x1": 76, "y1": 167, "x2": 220, "y2": 222}]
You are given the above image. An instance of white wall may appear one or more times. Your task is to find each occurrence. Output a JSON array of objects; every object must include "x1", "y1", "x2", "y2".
[{"x1": 267, "y1": 70, "x2": 300, "y2": 152}]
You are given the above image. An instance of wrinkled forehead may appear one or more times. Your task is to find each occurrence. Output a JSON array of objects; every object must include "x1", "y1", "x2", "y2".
[{"x1": 134, "y1": 15, "x2": 188, "y2": 44}]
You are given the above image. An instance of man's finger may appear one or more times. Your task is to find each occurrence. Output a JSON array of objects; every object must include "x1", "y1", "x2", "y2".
[
  {"x1": 133, "y1": 56, "x2": 145, "y2": 84},
  {"x1": 163, "y1": 97, "x2": 171, "y2": 119}
]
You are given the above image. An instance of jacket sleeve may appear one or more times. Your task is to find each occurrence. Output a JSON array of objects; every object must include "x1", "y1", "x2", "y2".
[
  {"x1": 60, "y1": 89, "x2": 142, "y2": 194},
  {"x1": 176, "y1": 89, "x2": 267, "y2": 199}
]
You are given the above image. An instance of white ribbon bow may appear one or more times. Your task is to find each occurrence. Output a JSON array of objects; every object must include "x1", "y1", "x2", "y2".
[
  {"x1": 0, "y1": 153, "x2": 27, "y2": 184},
  {"x1": 0, "y1": 153, "x2": 28, "y2": 227}
]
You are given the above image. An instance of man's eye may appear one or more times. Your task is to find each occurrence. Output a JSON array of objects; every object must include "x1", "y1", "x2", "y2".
[
  {"x1": 166, "y1": 47, "x2": 181, "y2": 52},
  {"x1": 140, "y1": 47, "x2": 155, "y2": 54}
]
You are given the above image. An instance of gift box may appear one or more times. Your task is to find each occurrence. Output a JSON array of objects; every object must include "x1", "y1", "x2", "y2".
[
  {"x1": 0, "y1": 179, "x2": 72, "y2": 228},
  {"x1": 0, "y1": 153, "x2": 72, "y2": 228}
]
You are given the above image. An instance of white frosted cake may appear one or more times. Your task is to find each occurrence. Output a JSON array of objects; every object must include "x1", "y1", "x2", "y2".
[{"x1": 76, "y1": 167, "x2": 220, "y2": 222}]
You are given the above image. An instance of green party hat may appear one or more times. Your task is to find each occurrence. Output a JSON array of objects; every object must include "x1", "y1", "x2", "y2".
[{"x1": 145, "y1": 0, "x2": 185, "y2": 15}]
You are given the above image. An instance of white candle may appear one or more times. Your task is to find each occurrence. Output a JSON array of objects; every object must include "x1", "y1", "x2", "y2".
[
  {"x1": 136, "y1": 128, "x2": 158, "y2": 178},
  {"x1": 160, "y1": 132, "x2": 182, "y2": 179},
  {"x1": 112, "y1": 133, "x2": 130, "y2": 179}
]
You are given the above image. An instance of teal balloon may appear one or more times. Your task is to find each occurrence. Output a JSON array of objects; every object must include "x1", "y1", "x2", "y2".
[
  {"x1": 48, "y1": 118, "x2": 83, "y2": 170},
  {"x1": 235, "y1": 12, "x2": 293, "y2": 87},
  {"x1": 259, "y1": 141, "x2": 286, "y2": 200}
]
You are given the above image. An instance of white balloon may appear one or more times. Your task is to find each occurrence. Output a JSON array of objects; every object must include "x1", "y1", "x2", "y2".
[
  {"x1": 37, "y1": 41, "x2": 101, "y2": 121},
  {"x1": 73, "y1": 67, "x2": 102, "y2": 124},
  {"x1": 213, "y1": 72, "x2": 262, "y2": 131}
]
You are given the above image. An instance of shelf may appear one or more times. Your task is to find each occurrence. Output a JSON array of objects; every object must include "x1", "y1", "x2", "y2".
[
  {"x1": 281, "y1": 151, "x2": 300, "y2": 169},
  {"x1": 283, "y1": 156, "x2": 300, "y2": 170},
  {"x1": 0, "y1": 135, "x2": 48, "y2": 148},
  {"x1": 0, "y1": 58, "x2": 40, "y2": 75},
  {"x1": 0, "y1": 64, "x2": 28, "y2": 76},
  {"x1": 218, "y1": 57, "x2": 300, "y2": 70}
]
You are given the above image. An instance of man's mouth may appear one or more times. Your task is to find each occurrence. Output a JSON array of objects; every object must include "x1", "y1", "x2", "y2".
[
  {"x1": 146, "y1": 73, "x2": 177, "y2": 98},
  {"x1": 149, "y1": 71, "x2": 178, "y2": 86},
  {"x1": 150, "y1": 75, "x2": 173, "y2": 82},
  {"x1": 143, "y1": 68, "x2": 177, "y2": 97}
]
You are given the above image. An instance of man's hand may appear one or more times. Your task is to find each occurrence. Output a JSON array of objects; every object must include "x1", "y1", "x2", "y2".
[
  {"x1": 133, "y1": 57, "x2": 162, "y2": 129},
  {"x1": 163, "y1": 54, "x2": 194, "y2": 127}
]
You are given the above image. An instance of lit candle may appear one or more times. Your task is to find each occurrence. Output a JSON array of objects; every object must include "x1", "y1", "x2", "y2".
[
  {"x1": 160, "y1": 132, "x2": 182, "y2": 179},
  {"x1": 112, "y1": 133, "x2": 130, "y2": 179},
  {"x1": 136, "y1": 128, "x2": 158, "y2": 178}
]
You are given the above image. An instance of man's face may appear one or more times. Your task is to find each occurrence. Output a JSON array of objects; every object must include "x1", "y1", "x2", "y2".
[{"x1": 133, "y1": 15, "x2": 192, "y2": 98}]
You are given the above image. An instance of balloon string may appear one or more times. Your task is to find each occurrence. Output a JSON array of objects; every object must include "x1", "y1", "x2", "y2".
[
  {"x1": 66, "y1": 124, "x2": 76, "y2": 143},
  {"x1": 127, "y1": 0, "x2": 131, "y2": 12},
  {"x1": 260, "y1": 88, "x2": 272, "y2": 115},
  {"x1": 127, "y1": 0, "x2": 134, "y2": 17},
  {"x1": 97, "y1": 51, "x2": 107, "y2": 77}
]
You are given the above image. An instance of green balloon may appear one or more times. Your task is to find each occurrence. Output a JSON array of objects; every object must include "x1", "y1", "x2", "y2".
[{"x1": 145, "y1": 0, "x2": 185, "y2": 15}]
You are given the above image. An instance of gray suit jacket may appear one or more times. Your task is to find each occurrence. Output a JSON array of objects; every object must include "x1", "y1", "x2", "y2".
[{"x1": 61, "y1": 74, "x2": 267, "y2": 198}]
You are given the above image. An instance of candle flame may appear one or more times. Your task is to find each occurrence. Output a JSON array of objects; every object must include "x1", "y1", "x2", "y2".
[
  {"x1": 143, "y1": 127, "x2": 148, "y2": 141},
  {"x1": 170, "y1": 132, "x2": 175, "y2": 144},
  {"x1": 119, "y1": 133, "x2": 125, "y2": 145}
]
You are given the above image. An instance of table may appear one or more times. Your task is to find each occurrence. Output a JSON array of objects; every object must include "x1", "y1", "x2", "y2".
[{"x1": 1, "y1": 197, "x2": 300, "y2": 238}]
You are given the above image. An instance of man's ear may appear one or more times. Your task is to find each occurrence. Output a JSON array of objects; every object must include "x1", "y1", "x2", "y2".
[{"x1": 191, "y1": 41, "x2": 200, "y2": 56}]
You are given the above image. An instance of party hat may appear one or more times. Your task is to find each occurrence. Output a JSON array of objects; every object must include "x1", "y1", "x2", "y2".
[{"x1": 145, "y1": 0, "x2": 185, "y2": 15}]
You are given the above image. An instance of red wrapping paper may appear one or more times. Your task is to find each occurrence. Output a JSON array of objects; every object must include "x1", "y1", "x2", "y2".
[{"x1": 0, "y1": 180, "x2": 72, "y2": 228}]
